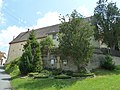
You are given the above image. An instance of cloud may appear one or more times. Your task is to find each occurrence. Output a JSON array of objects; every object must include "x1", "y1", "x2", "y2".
[
  {"x1": 0, "y1": 11, "x2": 61, "y2": 55},
  {"x1": 0, "y1": 26, "x2": 26, "y2": 54},
  {"x1": 77, "y1": 6, "x2": 91, "y2": 17},
  {"x1": 34, "y1": 12, "x2": 60, "y2": 29}
]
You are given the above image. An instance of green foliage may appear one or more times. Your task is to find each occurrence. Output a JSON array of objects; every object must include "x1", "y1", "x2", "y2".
[
  {"x1": 9, "y1": 65, "x2": 120, "y2": 90},
  {"x1": 40, "y1": 36, "x2": 54, "y2": 54},
  {"x1": 28, "y1": 70, "x2": 52, "y2": 78},
  {"x1": 63, "y1": 70, "x2": 73, "y2": 76},
  {"x1": 54, "y1": 74, "x2": 71, "y2": 79},
  {"x1": 4, "y1": 58, "x2": 20, "y2": 77},
  {"x1": 19, "y1": 30, "x2": 43, "y2": 75},
  {"x1": 72, "y1": 72, "x2": 94, "y2": 77},
  {"x1": 40, "y1": 36, "x2": 54, "y2": 64},
  {"x1": 52, "y1": 68, "x2": 63, "y2": 75},
  {"x1": 34, "y1": 73, "x2": 49, "y2": 79},
  {"x1": 93, "y1": 0, "x2": 120, "y2": 50},
  {"x1": 28, "y1": 72, "x2": 39, "y2": 77},
  {"x1": 59, "y1": 10, "x2": 94, "y2": 71},
  {"x1": 41, "y1": 70, "x2": 52, "y2": 76},
  {"x1": 101, "y1": 55, "x2": 115, "y2": 70}
]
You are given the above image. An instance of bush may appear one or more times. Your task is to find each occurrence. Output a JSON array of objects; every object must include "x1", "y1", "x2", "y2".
[
  {"x1": 79, "y1": 73, "x2": 94, "y2": 77},
  {"x1": 42, "y1": 67, "x2": 63, "y2": 75},
  {"x1": 72, "y1": 73, "x2": 81, "y2": 77},
  {"x1": 52, "y1": 68, "x2": 63, "y2": 75},
  {"x1": 54, "y1": 74, "x2": 71, "y2": 79},
  {"x1": 34, "y1": 73, "x2": 49, "y2": 79},
  {"x1": 19, "y1": 31, "x2": 43, "y2": 75},
  {"x1": 41, "y1": 70, "x2": 52, "y2": 76},
  {"x1": 101, "y1": 55, "x2": 115, "y2": 70},
  {"x1": 72, "y1": 73, "x2": 94, "y2": 77},
  {"x1": 63, "y1": 70, "x2": 73, "y2": 76},
  {"x1": 4, "y1": 58, "x2": 20, "y2": 77},
  {"x1": 28, "y1": 72, "x2": 39, "y2": 77}
]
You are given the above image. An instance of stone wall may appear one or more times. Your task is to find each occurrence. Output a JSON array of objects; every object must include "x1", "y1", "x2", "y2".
[
  {"x1": 43, "y1": 53, "x2": 120, "y2": 71},
  {"x1": 87, "y1": 54, "x2": 120, "y2": 70}
]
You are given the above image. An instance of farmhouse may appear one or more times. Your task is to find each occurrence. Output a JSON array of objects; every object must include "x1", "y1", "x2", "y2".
[{"x1": 7, "y1": 23, "x2": 120, "y2": 71}]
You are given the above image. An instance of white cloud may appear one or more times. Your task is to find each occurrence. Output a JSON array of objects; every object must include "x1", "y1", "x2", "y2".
[
  {"x1": 77, "y1": 6, "x2": 91, "y2": 17},
  {"x1": 0, "y1": 11, "x2": 61, "y2": 55},
  {"x1": 34, "y1": 12, "x2": 60, "y2": 29},
  {"x1": 0, "y1": 26, "x2": 26, "y2": 54}
]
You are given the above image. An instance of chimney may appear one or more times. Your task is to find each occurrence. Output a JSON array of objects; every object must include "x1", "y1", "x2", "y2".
[{"x1": 28, "y1": 28, "x2": 30, "y2": 32}]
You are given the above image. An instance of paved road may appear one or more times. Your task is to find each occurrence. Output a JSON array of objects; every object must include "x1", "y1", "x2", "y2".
[{"x1": 0, "y1": 65, "x2": 12, "y2": 90}]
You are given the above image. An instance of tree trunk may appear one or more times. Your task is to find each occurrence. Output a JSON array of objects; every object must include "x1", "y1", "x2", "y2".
[
  {"x1": 56, "y1": 56, "x2": 61, "y2": 69},
  {"x1": 47, "y1": 51, "x2": 50, "y2": 61},
  {"x1": 115, "y1": 43, "x2": 119, "y2": 51},
  {"x1": 77, "y1": 65, "x2": 80, "y2": 72},
  {"x1": 111, "y1": 44, "x2": 115, "y2": 50}
]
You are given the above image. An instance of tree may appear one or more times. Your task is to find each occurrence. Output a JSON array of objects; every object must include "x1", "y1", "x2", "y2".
[
  {"x1": 40, "y1": 37, "x2": 54, "y2": 61},
  {"x1": 93, "y1": 0, "x2": 120, "y2": 50},
  {"x1": 19, "y1": 30, "x2": 43, "y2": 75},
  {"x1": 59, "y1": 10, "x2": 94, "y2": 71}
]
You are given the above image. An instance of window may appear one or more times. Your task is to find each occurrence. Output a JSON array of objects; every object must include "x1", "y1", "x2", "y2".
[
  {"x1": 51, "y1": 59, "x2": 55, "y2": 65},
  {"x1": 63, "y1": 60, "x2": 67, "y2": 66},
  {"x1": 52, "y1": 34, "x2": 56, "y2": 39}
]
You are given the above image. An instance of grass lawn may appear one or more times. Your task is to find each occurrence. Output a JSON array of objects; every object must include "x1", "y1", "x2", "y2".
[
  {"x1": 10, "y1": 66, "x2": 120, "y2": 90},
  {"x1": 11, "y1": 75, "x2": 120, "y2": 90}
]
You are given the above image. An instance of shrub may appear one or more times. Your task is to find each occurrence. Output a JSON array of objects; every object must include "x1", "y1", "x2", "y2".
[
  {"x1": 79, "y1": 73, "x2": 94, "y2": 77},
  {"x1": 54, "y1": 74, "x2": 71, "y2": 79},
  {"x1": 72, "y1": 73, "x2": 81, "y2": 77},
  {"x1": 34, "y1": 73, "x2": 49, "y2": 79},
  {"x1": 4, "y1": 58, "x2": 20, "y2": 77},
  {"x1": 52, "y1": 68, "x2": 63, "y2": 75},
  {"x1": 72, "y1": 72, "x2": 94, "y2": 77},
  {"x1": 63, "y1": 70, "x2": 73, "y2": 76},
  {"x1": 101, "y1": 55, "x2": 115, "y2": 70},
  {"x1": 41, "y1": 70, "x2": 52, "y2": 76},
  {"x1": 19, "y1": 31, "x2": 43, "y2": 75},
  {"x1": 28, "y1": 72, "x2": 39, "y2": 77},
  {"x1": 78, "y1": 67, "x2": 88, "y2": 74}
]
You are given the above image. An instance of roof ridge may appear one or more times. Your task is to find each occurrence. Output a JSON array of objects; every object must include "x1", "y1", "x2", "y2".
[
  {"x1": 34, "y1": 24, "x2": 60, "y2": 31},
  {"x1": 9, "y1": 24, "x2": 60, "y2": 44}
]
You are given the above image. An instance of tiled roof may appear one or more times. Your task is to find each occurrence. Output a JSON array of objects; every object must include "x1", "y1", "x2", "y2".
[
  {"x1": 9, "y1": 17, "x2": 92, "y2": 44},
  {"x1": 10, "y1": 24, "x2": 59, "y2": 44}
]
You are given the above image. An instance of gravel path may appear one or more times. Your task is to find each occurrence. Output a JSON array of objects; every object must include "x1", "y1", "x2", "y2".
[{"x1": 0, "y1": 65, "x2": 12, "y2": 90}]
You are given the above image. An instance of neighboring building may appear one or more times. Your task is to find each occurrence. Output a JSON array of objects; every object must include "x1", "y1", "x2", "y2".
[
  {"x1": 8, "y1": 24, "x2": 115, "y2": 71},
  {"x1": 0, "y1": 51, "x2": 6, "y2": 65}
]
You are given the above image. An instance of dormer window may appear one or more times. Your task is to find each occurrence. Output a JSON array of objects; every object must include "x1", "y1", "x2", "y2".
[{"x1": 52, "y1": 34, "x2": 56, "y2": 39}]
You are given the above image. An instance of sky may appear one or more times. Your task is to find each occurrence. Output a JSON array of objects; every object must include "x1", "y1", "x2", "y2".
[{"x1": 0, "y1": 0, "x2": 120, "y2": 55}]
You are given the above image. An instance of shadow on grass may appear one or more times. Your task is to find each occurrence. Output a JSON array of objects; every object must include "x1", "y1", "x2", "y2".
[
  {"x1": 11, "y1": 75, "x2": 20, "y2": 80},
  {"x1": 12, "y1": 77, "x2": 85, "y2": 90}
]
